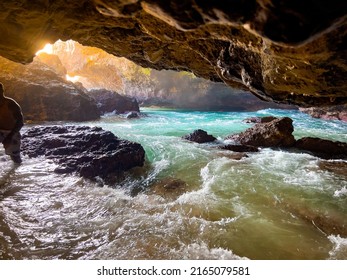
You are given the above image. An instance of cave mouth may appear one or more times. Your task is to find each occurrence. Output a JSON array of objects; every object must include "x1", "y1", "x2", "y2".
[{"x1": 1, "y1": 39, "x2": 347, "y2": 261}]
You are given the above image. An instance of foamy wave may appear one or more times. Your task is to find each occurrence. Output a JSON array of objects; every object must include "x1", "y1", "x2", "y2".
[
  {"x1": 176, "y1": 242, "x2": 248, "y2": 260},
  {"x1": 328, "y1": 235, "x2": 347, "y2": 259},
  {"x1": 333, "y1": 186, "x2": 347, "y2": 198},
  {"x1": 249, "y1": 149, "x2": 325, "y2": 188}
]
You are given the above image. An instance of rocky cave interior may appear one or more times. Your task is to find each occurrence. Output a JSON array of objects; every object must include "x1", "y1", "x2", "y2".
[
  {"x1": 0, "y1": 0, "x2": 346, "y2": 108},
  {"x1": 0, "y1": 1, "x2": 347, "y2": 261}
]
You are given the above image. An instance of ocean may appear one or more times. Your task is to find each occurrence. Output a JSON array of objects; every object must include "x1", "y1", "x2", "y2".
[{"x1": 1, "y1": 108, "x2": 346, "y2": 259}]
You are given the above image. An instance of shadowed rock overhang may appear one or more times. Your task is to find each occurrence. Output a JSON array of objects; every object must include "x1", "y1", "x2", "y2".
[{"x1": 0, "y1": 0, "x2": 346, "y2": 106}]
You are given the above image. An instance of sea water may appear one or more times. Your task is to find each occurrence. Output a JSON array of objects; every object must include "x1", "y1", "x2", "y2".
[{"x1": 0, "y1": 108, "x2": 346, "y2": 259}]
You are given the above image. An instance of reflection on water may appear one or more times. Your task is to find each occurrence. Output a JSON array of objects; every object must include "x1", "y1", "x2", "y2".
[{"x1": 1, "y1": 109, "x2": 347, "y2": 259}]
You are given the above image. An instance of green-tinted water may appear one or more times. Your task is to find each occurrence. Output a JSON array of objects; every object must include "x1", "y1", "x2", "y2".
[{"x1": 1, "y1": 108, "x2": 346, "y2": 259}]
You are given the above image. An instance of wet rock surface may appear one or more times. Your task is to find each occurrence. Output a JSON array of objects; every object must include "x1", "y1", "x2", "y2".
[
  {"x1": 219, "y1": 144, "x2": 259, "y2": 153},
  {"x1": 21, "y1": 125, "x2": 145, "y2": 179},
  {"x1": 299, "y1": 105, "x2": 347, "y2": 122},
  {"x1": 226, "y1": 117, "x2": 295, "y2": 148},
  {"x1": 0, "y1": 1, "x2": 346, "y2": 106},
  {"x1": 149, "y1": 177, "x2": 188, "y2": 200},
  {"x1": 182, "y1": 129, "x2": 217, "y2": 143},
  {"x1": 295, "y1": 137, "x2": 347, "y2": 160},
  {"x1": 318, "y1": 161, "x2": 347, "y2": 178}
]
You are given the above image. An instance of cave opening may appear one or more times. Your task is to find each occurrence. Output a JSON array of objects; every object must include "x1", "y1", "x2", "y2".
[{"x1": 0, "y1": 0, "x2": 346, "y2": 262}]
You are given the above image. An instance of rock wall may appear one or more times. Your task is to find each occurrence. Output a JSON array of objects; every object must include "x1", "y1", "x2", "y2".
[
  {"x1": 0, "y1": 0, "x2": 346, "y2": 107},
  {"x1": 0, "y1": 56, "x2": 100, "y2": 122},
  {"x1": 299, "y1": 105, "x2": 347, "y2": 122}
]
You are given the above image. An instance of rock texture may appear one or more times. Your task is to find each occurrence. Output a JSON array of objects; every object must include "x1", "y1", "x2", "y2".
[
  {"x1": 0, "y1": 1, "x2": 346, "y2": 106},
  {"x1": 299, "y1": 105, "x2": 347, "y2": 122},
  {"x1": 295, "y1": 137, "x2": 347, "y2": 159},
  {"x1": 182, "y1": 129, "x2": 216, "y2": 143},
  {"x1": 37, "y1": 40, "x2": 296, "y2": 112},
  {"x1": 219, "y1": 144, "x2": 259, "y2": 153},
  {"x1": 226, "y1": 117, "x2": 296, "y2": 147},
  {"x1": 0, "y1": 56, "x2": 100, "y2": 122},
  {"x1": 87, "y1": 89, "x2": 139, "y2": 114},
  {"x1": 21, "y1": 125, "x2": 145, "y2": 179}
]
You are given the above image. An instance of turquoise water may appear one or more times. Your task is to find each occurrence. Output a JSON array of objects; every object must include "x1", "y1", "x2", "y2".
[{"x1": 1, "y1": 108, "x2": 346, "y2": 259}]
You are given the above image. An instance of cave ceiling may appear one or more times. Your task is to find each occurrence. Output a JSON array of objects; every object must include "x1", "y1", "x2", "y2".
[{"x1": 0, "y1": 0, "x2": 346, "y2": 106}]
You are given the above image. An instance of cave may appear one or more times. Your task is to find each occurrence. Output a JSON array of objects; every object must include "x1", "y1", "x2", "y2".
[
  {"x1": 0, "y1": 0, "x2": 347, "y2": 263},
  {"x1": 0, "y1": 0, "x2": 346, "y2": 106}
]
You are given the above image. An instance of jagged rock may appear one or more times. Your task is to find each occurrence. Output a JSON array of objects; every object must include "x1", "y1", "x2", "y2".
[
  {"x1": 0, "y1": 56, "x2": 100, "y2": 122},
  {"x1": 21, "y1": 125, "x2": 145, "y2": 179},
  {"x1": 0, "y1": 1, "x2": 346, "y2": 107},
  {"x1": 226, "y1": 117, "x2": 295, "y2": 147},
  {"x1": 182, "y1": 129, "x2": 217, "y2": 143},
  {"x1": 125, "y1": 111, "x2": 141, "y2": 119},
  {"x1": 299, "y1": 105, "x2": 347, "y2": 122},
  {"x1": 219, "y1": 144, "x2": 259, "y2": 153},
  {"x1": 295, "y1": 137, "x2": 347, "y2": 159},
  {"x1": 243, "y1": 116, "x2": 277, "y2": 124},
  {"x1": 87, "y1": 89, "x2": 139, "y2": 114}
]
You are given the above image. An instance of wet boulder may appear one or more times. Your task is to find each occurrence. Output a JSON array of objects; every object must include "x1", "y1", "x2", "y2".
[
  {"x1": 295, "y1": 137, "x2": 347, "y2": 159},
  {"x1": 182, "y1": 129, "x2": 217, "y2": 143},
  {"x1": 21, "y1": 125, "x2": 145, "y2": 180},
  {"x1": 226, "y1": 117, "x2": 295, "y2": 148}
]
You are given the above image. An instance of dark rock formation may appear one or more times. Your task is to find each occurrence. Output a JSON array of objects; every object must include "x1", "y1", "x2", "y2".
[
  {"x1": 299, "y1": 105, "x2": 347, "y2": 122},
  {"x1": 219, "y1": 144, "x2": 259, "y2": 153},
  {"x1": 0, "y1": 56, "x2": 100, "y2": 122},
  {"x1": 182, "y1": 129, "x2": 217, "y2": 143},
  {"x1": 87, "y1": 89, "x2": 139, "y2": 114},
  {"x1": 295, "y1": 137, "x2": 347, "y2": 159},
  {"x1": 0, "y1": 1, "x2": 346, "y2": 107},
  {"x1": 226, "y1": 117, "x2": 295, "y2": 147},
  {"x1": 125, "y1": 111, "x2": 141, "y2": 119},
  {"x1": 243, "y1": 116, "x2": 277, "y2": 124},
  {"x1": 21, "y1": 125, "x2": 145, "y2": 179}
]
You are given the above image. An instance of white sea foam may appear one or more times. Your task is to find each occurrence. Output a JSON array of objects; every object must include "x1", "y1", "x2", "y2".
[
  {"x1": 328, "y1": 235, "x2": 347, "y2": 259},
  {"x1": 175, "y1": 242, "x2": 248, "y2": 260},
  {"x1": 333, "y1": 186, "x2": 347, "y2": 197}
]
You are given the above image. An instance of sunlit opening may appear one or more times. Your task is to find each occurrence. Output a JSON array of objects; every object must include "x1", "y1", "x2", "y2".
[
  {"x1": 65, "y1": 74, "x2": 80, "y2": 83},
  {"x1": 36, "y1": 43, "x2": 54, "y2": 55}
]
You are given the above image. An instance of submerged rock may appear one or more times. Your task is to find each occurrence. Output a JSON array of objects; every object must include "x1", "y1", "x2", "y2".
[
  {"x1": 149, "y1": 177, "x2": 188, "y2": 200},
  {"x1": 182, "y1": 129, "x2": 217, "y2": 143},
  {"x1": 283, "y1": 200, "x2": 347, "y2": 237},
  {"x1": 295, "y1": 137, "x2": 347, "y2": 159},
  {"x1": 318, "y1": 161, "x2": 347, "y2": 178},
  {"x1": 226, "y1": 117, "x2": 295, "y2": 148},
  {"x1": 21, "y1": 126, "x2": 145, "y2": 179}
]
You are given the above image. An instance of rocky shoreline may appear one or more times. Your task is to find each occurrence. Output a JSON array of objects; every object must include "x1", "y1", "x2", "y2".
[
  {"x1": 21, "y1": 125, "x2": 145, "y2": 180},
  {"x1": 182, "y1": 116, "x2": 347, "y2": 160}
]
